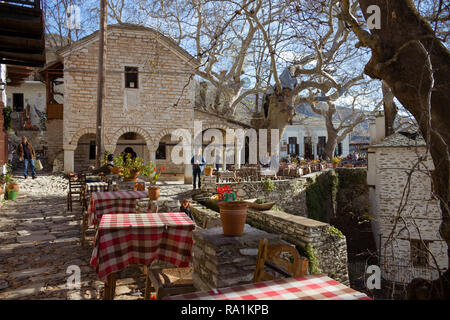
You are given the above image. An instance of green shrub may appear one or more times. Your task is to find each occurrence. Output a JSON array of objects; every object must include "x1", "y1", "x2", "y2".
[{"x1": 262, "y1": 179, "x2": 275, "y2": 192}]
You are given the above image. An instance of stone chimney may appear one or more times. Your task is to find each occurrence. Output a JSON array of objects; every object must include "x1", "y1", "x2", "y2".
[
  {"x1": 375, "y1": 111, "x2": 386, "y2": 143},
  {"x1": 369, "y1": 119, "x2": 376, "y2": 145}
]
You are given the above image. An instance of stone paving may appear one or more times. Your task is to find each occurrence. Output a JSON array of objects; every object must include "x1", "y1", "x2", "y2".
[{"x1": 0, "y1": 172, "x2": 195, "y2": 300}]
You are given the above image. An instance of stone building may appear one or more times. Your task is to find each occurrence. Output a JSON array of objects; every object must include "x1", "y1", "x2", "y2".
[
  {"x1": 39, "y1": 24, "x2": 249, "y2": 181},
  {"x1": 367, "y1": 113, "x2": 448, "y2": 283}
]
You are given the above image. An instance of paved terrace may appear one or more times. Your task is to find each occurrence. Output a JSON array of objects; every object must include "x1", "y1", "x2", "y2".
[{"x1": 0, "y1": 173, "x2": 194, "y2": 300}]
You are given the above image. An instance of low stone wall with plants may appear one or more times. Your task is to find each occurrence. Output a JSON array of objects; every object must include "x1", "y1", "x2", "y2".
[
  {"x1": 201, "y1": 173, "x2": 325, "y2": 217},
  {"x1": 245, "y1": 208, "x2": 349, "y2": 285},
  {"x1": 189, "y1": 199, "x2": 349, "y2": 285}
]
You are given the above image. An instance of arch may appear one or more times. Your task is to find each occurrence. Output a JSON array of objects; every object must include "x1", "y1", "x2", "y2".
[
  {"x1": 109, "y1": 126, "x2": 153, "y2": 152},
  {"x1": 68, "y1": 128, "x2": 95, "y2": 149},
  {"x1": 67, "y1": 128, "x2": 112, "y2": 150},
  {"x1": 152, "y1": 128, "x2": 180, "y2": 152},
  {"x1": 202, "y1": 122, "x2": 233, "y2": 132}
]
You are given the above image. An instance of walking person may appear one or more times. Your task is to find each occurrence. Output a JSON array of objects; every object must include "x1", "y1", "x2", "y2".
[
  {"x1": 17, "y1": 136, "x2": 37, "y2": 179},
  {"x1": 191, "y1": 149, "x2": 206, "y2": 189}
]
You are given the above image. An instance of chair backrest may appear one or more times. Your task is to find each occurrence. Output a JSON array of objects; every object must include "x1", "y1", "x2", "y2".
[
  {"x1": 253, "y1": 239, "x2": 308, "y2": 283},
  {"x1": 68, "y1": 173, "x2": 86, "y2": 190}
]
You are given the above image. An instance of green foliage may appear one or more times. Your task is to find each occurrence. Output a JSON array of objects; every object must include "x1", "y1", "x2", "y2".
[
  {"x1": 306, "y1": 172, "x2": 339, "y2": 223},
  {"x1": 102, "y1": 150, "x2": 112, "y2": 165},
  {"x1": 271, "y1": 204, "x2": 283, "y2": 212},
  {"x1": 0, "y1": 164, "x2": 15, "y2": 186},
  {"x1": 305, "y1": 244, "x2": 321, "y2": 274},
  {"x1": 262, "y1": 179, "x2": 275, "y2": 192},
  {"x1": 205, "y1": 164, "x2": 213, "y2": 169},
  {"x1": 348, "y1": 211, "x2": 375, "y2": 224},
  {"x1": 335, "y1": 168, "x2": 367, "y2": 189},
  {"x1": 328, "y1": 225, "x2": 344, "y2": 239},
  {"x1": 3, "y1": 106, "x2": 12, "y2": 131},
  {"x1": 113, "y1": 154, "x2": 165, "y2": 183},
  {"x1": 255, "y1": 198, "x2": 265, "y2": 204}
]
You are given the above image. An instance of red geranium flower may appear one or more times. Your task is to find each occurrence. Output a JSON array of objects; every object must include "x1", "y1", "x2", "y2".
[{"x1": 162, "y1": 166, "x2": 166, "y2": 171}]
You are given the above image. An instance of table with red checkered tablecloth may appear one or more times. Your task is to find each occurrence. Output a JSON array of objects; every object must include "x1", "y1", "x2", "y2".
[
  {"x1": 87, "y1": 190, "x2": 148, "y2": 227},
  {"x1": 90, "y1": 212, "x2": 195, "y2": 280},
  {"x1": 164, "y1": 274, "x2": 371, "y2": 300}
]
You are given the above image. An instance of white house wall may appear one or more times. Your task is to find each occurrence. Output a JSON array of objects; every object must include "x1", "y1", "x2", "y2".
[{"x1": 280, "y1": 124, "x2": 350, "y2": 159}]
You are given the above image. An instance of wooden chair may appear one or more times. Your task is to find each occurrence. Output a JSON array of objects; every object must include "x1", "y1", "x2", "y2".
[
  {"x1": 253, "y1": 239, "x2": 309, "y2": 283},
  {"x1": 67, "y1": 172, "x2": 86, "y2": 212},
  {"x1": 144, "y1": 266, "x2": 196, "y2": 300}
]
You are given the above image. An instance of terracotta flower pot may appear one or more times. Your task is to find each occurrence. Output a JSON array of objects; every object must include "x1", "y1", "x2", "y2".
[
  {"x1": 204, "y1": 167, "x2": 213, "y2": 176},
  {"x1": 123, "y1": 170, "x2": 140, "y2": 181},
  {"x1": 7, "y1": 183, "x2": 19, "y2": 192},
  {"x1": 218, "y1": 201, "x2": 249, "y2": 236},
  {"x1": 109, "y1": 167, "x2": 123, "y2": 174},
  {"x1": 0, "y1": 185, "x2": 3, "y2": 195},
  {"x1": 148, "y1": 186, "x2": 161, "y2": 200},
  {"x1": 332, "y1": 163, "x2": 339, "y2": 168}
]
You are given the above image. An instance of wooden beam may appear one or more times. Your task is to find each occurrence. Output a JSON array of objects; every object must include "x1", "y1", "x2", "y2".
[
  {"x1": 0, "y1": 59, "x2": 44, "y2": 67},
  {"x1": 0, "y1": 35, "x2": 44, "y2": 52},
  {"x1": 96, "y1": 0, "x2": 107, "y2": 168},
  {"x1": 0, "y1": 50, "x2": 45, "y2": 64},
  {"x1": 0, "y1": 3, "x2": 42, "y2": 16}
]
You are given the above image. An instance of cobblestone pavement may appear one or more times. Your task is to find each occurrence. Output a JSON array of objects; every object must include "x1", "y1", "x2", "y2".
[{"x1": 0, "y1": 172, "x2": 195, "y2": 300}]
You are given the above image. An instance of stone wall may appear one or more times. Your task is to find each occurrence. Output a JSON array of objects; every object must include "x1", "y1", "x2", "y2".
[
  {"x1": 46, "y1": 119, "x2": 63, "y2": 164},
  {"x1": 190, "y1": 199, "x2": 349, "y2": 285},
  {"x1": 245, "y1": 209, "x2": 349, "y2": 285},
  {"x1": 61, "y1": 25, "x2": 196, "y2": 156},
  {"x1": 192, "y1": 225, "x2": 285, "y2": 290},
  {"x1": 369, "y1": 145, "x2": 447, "y2": 281},
  {"x1": 201, "y1": 173, "x2": 323, "y2": 217}
]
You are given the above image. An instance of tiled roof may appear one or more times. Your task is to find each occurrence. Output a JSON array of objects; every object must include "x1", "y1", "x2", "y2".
[{"x1": 369, "y1": 131, "x2": 426, "y2": 148}]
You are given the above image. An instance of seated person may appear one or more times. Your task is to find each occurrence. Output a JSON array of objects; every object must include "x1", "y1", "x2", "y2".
[
  {"x1": 180, "y1": 199, "x2": 194, "y2": 221},
  {"x1": 90, "y1": 154, "x2": 115, "y2": 176}
]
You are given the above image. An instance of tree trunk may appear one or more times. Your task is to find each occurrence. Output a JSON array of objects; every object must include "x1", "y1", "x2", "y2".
[
  {"x1": 324, "y1": 131, "x2": 338, "y2": 161},
  {"x1": 353, "y1": 0, "x2": 450, "y2": 299},
  {"x1": 381, "y1": 80, "x2": 398, "y2": 136}
]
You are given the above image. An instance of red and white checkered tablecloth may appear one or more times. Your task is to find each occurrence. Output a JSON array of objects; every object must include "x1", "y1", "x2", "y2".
[
  {"x1": 88, "y1": 190, "x2": 148, "y2": 226},
  {"x1": 86, "y1": 182, "x2": 109, "y2": 193},
  {"x1": 165, "y1": 274, "x2": 371, "y2": 300},
  {"x1": 90, "y1": 212, "x2": 195, "y2": 279}
]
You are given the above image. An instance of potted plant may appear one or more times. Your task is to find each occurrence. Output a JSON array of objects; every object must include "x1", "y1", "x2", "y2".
[
  {"x1": 113, "y1": 154, "x2": 146, "y2": 181},
  {"x1": 218, "y1": 198, "x2": 249, "y2": 236},
  {"x1": 1, "y1": 167, "x2": 18, "y2": 200},
  {"x1": 142, "y1": 162, "x2": 166, "y2": 200},
  {"x1": 204, "y1": 165, "x2": 213, "y2": 176},
  {"x1": 332, "y1": 157, "x2": 341, "y2": 168}
]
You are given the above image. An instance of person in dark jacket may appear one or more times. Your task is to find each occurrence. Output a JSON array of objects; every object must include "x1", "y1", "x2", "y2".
[
  {"x1": 17, "y1": 136, "x2": 37, "y2": 179},
  {"x1": 191, "y1": 149, "x2": 206, "y2": 189}
]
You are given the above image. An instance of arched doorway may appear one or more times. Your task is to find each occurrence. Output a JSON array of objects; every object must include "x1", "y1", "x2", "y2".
[
  {"x1": 74, "y1": 133, "x2": 96, "y2": 172},
  {"x1": 113, "y1": 132, "x2": 149, "y2": 161},
  {"x1": 155, "y1": 134, "x2": 184, "y2": 181}
]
